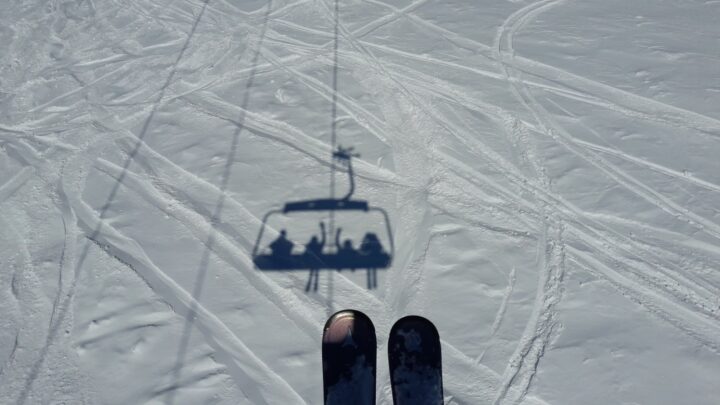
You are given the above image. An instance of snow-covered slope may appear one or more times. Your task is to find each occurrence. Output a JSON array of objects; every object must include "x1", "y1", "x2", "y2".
[{"x1": 1, "y1": 0, "x2": 719, "y2": 404}]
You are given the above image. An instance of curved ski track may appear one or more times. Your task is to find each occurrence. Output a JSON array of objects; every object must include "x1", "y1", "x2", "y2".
[
  {"x1": 495, "y1": 0, "x2": 720, "y2": 345},
  {"x1": 3, "y1": 0, "x2": 720, "y2": 403}
]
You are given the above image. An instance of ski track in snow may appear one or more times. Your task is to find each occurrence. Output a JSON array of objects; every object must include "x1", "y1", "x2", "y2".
[
  {"x1": 491, "y1": 10, "x2": 720, "y2": 404},
  {"x1": 495, "y1": 0, "x2": 720, "y2": 346},
  {"x1": 2, "y1": 0, "x2": 719, "y2": 403}
]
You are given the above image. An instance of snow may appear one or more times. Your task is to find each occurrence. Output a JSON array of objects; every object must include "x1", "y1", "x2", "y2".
[{"x1": 1, "y1": 0, "x2": 719, "y2": 404}]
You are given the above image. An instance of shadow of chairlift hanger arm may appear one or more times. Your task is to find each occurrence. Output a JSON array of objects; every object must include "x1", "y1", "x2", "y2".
[{"x1": 284, "y1": 145, "x2": 362, "y2": 212}]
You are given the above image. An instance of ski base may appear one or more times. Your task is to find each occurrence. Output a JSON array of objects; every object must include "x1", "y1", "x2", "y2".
[
  {"x1": 388, "y1": 315, "x2": 443, "y2": 405},
  {"x1": 322, "y1": 310, "x2": 377, "y2": 405}
]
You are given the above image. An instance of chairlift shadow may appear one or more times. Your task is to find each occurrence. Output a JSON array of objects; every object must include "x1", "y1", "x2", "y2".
[{"x1": 252, "y1": 146, "x2": 394, "y2": 291}]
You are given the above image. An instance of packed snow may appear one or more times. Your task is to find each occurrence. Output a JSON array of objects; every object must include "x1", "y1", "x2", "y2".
[{"x1": 1, "y1": 0, "x2": 719, "y2": 404}]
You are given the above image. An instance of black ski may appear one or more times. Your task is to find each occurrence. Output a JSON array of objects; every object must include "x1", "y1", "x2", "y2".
[
  {"x1": 322, "y1": 309, "x2": 377, "y2": 405},
  {"x1": 388, "y1": 315, "x2": 443, "y2": 405}
]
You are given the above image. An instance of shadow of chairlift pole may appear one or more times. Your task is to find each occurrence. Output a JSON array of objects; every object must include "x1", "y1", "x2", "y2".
[{"x1": 252, "y1": 146, "x2": 394, "y2": 291}]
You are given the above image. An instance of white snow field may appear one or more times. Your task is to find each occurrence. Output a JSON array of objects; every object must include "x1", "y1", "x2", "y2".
[{"x1": 1, "y1": 0, "x2": 719, "y2": 403}]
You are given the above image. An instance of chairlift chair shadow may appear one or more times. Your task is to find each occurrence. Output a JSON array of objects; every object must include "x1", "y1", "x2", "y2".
[{"x1": 252, "y1": 146, "x2": 394, "y2": 289}]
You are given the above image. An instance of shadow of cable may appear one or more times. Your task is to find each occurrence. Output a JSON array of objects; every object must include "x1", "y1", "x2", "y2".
[
  {"x1": 326, "y1": 0, "x2": 340, "y2": 319},
  {"x1": 164, "y1": 2, "x2": 274, "y2": 404},
  {"x1": 15, "y1": 1, "x2": 212, "y2": 404}
]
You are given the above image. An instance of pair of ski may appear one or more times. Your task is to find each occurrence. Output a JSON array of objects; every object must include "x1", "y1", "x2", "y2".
[{"x1": 322, "y1": 310, "x2": 443, "y2": 405}]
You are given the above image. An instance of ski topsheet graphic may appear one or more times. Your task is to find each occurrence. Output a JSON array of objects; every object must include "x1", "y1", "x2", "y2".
[
  {"x1": 388, "y1": 316, "x2": 444, "y2": 405},
  {"x1": 322, "y1": 310, "x2": 377, "y2": 405}
]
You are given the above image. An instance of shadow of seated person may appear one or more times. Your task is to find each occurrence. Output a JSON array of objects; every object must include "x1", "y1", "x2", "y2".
[
  {"x1": 360, "y1": 232, "x2": 384, "y2": 257},
  {"x1": 304, "y1": 222, "x2": 326, "y2": 268},
  {"x1": 304, "y1": 222, "x2": 326, "y2": 291},
  {"x1": 268, "y1": 229, "x2": 294, "y2": 266},
  {"x1": 359, "y1": 232, "x2": 384, "y2": 289},
  {"x1": 334, "y1": 228, "x2": 358, "y2": 270}
]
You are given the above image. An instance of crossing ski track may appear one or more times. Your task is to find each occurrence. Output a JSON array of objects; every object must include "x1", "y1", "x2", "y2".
[
  {"x1": 495, "y1": 0, "x2": 720, "y2": 342},
  {"x1": 1, "y1": 0, "x2": 719, "y2": 403}
]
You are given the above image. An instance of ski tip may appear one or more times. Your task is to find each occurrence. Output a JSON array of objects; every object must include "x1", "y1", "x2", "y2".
[
  {"x1": 322, "y1": 310, "x2": 377, "y2": 404},
  {"x1": 390, "y1": 315, "x2": 439, "y2": 340},
  {"x1": 323, "y1": 309, "x2": 375, "y2": 345}
]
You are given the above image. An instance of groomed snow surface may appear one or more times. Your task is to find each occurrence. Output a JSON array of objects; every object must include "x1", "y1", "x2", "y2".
[{"x1": 1, "y1": 0, "x2": 719, "y2": 404}]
